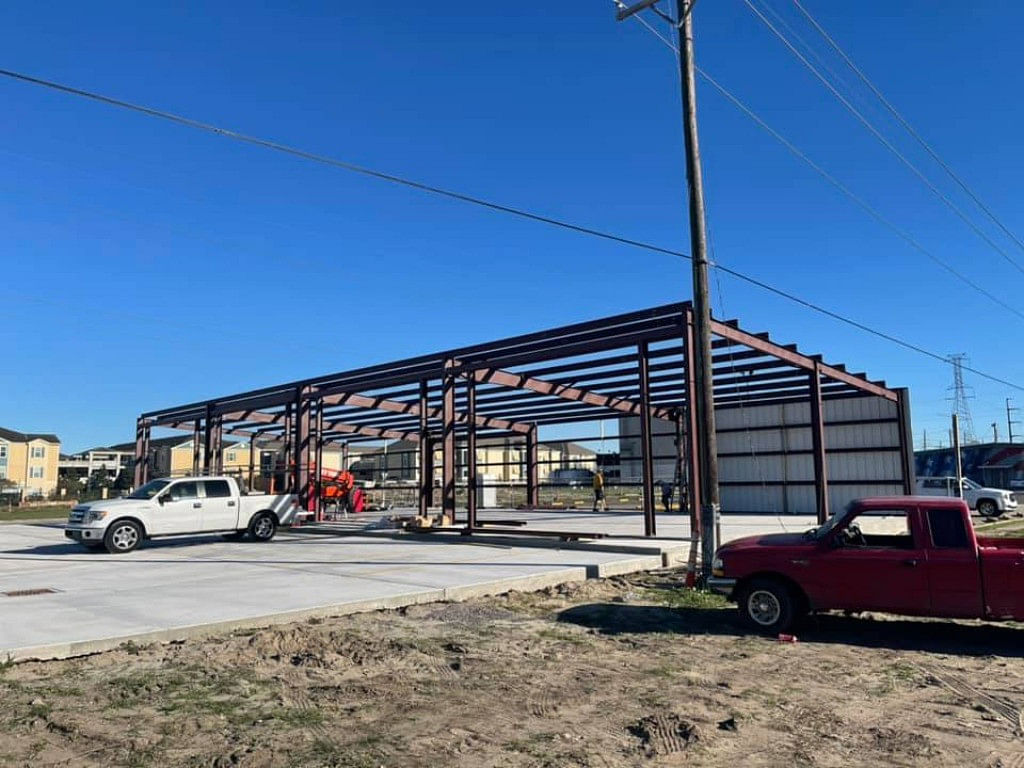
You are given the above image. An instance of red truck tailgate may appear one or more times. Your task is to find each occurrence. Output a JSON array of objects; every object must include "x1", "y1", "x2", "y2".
[{"x1": 977, "y1": 538, "x2": 1024, "y2": 619}]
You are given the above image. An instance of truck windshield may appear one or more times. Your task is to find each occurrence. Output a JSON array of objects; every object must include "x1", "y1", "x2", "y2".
[
  {"x1": 803, "y1": 503, "x2": 855, "y2": 541},
  {"x1": 127, "y1": 479, "x2": 170, "y2": 499}
]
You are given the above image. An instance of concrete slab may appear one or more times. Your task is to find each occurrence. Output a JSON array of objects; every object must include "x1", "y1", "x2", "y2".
[
  {"x1": 0, "y1": 523, "x2": 652, "y2": 661},
  {"x1": 0, "y1": 511, "x2": 813, "y2": 662}
]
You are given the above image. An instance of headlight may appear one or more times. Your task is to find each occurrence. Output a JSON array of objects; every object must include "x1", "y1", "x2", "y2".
[
  {"x1": 712, "y1": 557, "x2": 724, "y2": 570},
  {"x1": 86, "y1": 510, "x2": 108, "y2": 522}
]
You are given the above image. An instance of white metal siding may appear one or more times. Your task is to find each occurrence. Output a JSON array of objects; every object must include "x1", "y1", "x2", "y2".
[{"x1": 619, "y1": 393, "x2": 909, "y2": 515}]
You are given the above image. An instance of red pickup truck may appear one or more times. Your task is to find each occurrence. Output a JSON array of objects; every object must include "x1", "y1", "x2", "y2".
[{"x1": 707, "y1": 496, "x2": 1024, "y2": 634}]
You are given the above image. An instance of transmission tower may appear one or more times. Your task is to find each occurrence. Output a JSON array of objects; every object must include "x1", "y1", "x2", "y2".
[{"x1": 947, "y1": 354, "x2": 978, "y2": 444}]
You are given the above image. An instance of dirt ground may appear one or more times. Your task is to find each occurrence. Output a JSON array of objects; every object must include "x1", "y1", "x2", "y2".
[{"x1": 2, "y1": 569, "x2": 1023, "y2": 768}]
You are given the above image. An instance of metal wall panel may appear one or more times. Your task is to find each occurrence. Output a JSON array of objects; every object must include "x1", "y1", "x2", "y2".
[{"x1": 621, "y1": 393, "x2": 911, "y2": 515}]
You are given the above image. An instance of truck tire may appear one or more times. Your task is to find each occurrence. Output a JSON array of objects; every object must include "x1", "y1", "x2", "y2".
[
  {"x1": 104, "y1": 520, "x2": 143, "y2": 554},
  {"x1": 248, "y1": 512, "x2": 277, "y2": 542},
  {"x1": 978, "y1": 499, "x2": 999, "y2": 518},
  {"x1": 737, "y1": 577, "x2": 796, "y2": 635}
]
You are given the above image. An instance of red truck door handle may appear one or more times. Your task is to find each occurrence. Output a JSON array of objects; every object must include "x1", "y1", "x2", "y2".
[
  {"x1": 790, "y1": 559, "x2": 809, "y2": 567},
  {"x1": 902, "y1": 559, "x2": 918, "y2": 567}
]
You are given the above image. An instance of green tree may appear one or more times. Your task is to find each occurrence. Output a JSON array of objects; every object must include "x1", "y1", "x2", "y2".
[
  {"x1": 113, "y1": 468, "x2": 132, "y2": 491},
  {"x1": 87, "y1": 468, "x2": 111, "y2": 491}
]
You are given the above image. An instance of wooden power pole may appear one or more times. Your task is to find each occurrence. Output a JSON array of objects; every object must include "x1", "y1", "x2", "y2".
[
  {"x1": 615, "y1": 0, "x2": 720, "y2": 576},
  {"x1": 675, "y1": 0, "x2": 720, "y2": 579}
]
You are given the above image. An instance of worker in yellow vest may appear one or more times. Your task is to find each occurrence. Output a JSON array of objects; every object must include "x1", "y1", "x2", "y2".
[{"x1": 592, "y1": 470, "x2": 606, "y2": 512}]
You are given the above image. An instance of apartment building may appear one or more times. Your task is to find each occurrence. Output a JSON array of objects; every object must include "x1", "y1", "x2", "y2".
[{"x1": 0, "y1": 427, "x2": 61, "y2": 499}]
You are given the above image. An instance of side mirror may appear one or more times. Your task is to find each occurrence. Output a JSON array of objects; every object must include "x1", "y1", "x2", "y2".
[{"x1": 158, "y1": 494, "x2": 167, "y2": 505}]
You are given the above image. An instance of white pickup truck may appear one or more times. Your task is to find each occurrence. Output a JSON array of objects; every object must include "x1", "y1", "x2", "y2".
[
  {"x1": 915, "y1": 476, "x2": 1017, "y2": 518},
  {"x1": 64, "y1": 476, "x2": 298, "y2": 553}
]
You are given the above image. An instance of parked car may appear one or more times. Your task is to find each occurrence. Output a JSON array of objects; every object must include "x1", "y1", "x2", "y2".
[
  {"x1": 548, "y1": 468, "x2": 595, "y2": 487},
  {"x1": 64, "y1": 476, "x2": 298, "y2": 554},
  {"x1": 708, "y1": 496, "x2": 1024, "y2": 633},
  {"x1": 915, "y1": 476, "x2": 1016, "y2": 518}
]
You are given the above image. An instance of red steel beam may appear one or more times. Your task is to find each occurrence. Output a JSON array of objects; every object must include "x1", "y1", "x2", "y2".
[
  {"x1": 317, "y1": 390, "x2": 531, "y2": 434},
  {"x1": 469, "y1": 367, "x2": 676, "y2": 421},
  {"x1": 709, "y1": 319, "x2": 896, "y2": 401}
]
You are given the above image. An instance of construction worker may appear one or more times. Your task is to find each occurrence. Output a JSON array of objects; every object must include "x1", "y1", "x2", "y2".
[
  {"x1": 660, "y1": 479, "x2": 674, "y2": 514},
  {"x1": 592, "y1": 469, "x2": 606, "y2": 512}
]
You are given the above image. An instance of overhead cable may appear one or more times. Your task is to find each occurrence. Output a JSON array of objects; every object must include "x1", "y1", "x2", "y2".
[
  {"x1": 742, "y1": 0, "x2": 1024, "y2": 277},
  {"x1": 791, "y1": 0, "x2": 1024, "y2": 259},
  {"x1": 2, "y1": 65, "x2": 1022, "y2": 393}
]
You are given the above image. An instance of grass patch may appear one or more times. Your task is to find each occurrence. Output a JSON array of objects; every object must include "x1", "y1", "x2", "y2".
[
  {"x1": 645, "y1": 587, "x2": 729, "y2": 610},
  {"x1": 0, "y1": 505, "x2": 71, "y2": 522},
  {"x1": 294, "y1": 735, "x2": 387, "y2": 768},
  {"x1": 536, "y1": 627, "x2": 590, "y2": 646}
]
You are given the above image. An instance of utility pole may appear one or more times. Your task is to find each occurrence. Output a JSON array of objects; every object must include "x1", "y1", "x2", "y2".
[
  {"x1": 675, "y1": 0, "x2": 720, "y2": 579},
  {"x1": 1007, "y1": 398, "x2": 1019, "y2": 443},
  {"x1": 992, "y1": 422, "x2": 999, "y2": 443},
  {"x1": 616, "y1": 0, "x2": 719, "y2": 577}
]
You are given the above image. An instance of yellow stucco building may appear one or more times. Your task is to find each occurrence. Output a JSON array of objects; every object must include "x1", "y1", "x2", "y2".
[{"x1": 0, "y1": 427, "x2": 61, "y2": 499}]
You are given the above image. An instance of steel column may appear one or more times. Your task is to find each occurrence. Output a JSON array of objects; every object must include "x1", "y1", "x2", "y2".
[
  {"x1": 895, "y1": 387, "x2": 916, "y2": 495},
  {"x1": 419, "y1": 379, "x2": 431, "y2": 515},
  {"x1": 638, "y1": 342, "x2": 656, "y2": 537},
  {"x1": 247, "y1": 433, "x2": 255, "y2": 491},
  {"x1": 466, "y1": 373, "x2": 478, "y2": 530},
  {"x1": 341, "y1": 442, "x2": 349, "y2": 472},
  {"x1": 526, "y1": 425, "x2": 539, "y2": 509},
  {"x1": 442, "y1": 360, "x2": 457, "y2": 523},
  {"x1": 675, "y1": 410, "x2": 685, "y2": 515},
  {"x1": 683, "y1": 316, "x2": 702, "y2": 540},
  {"x1": 283, "y1": 404, "x2": 293, "y2": 483},
  {"x1": 294, "y1": 389, "x2": 313, "y2": 510},
  {"x1": 133, "y1": 418, "x2": 150, "y2": 487},
  {"x1": 809, "y1": 364, "x2": 830, "y2": 524},
  {"x1": 203, "y1": 404, "x2": 215, "y2": 473},
  {"x1": 315, "y1": 399, "x2": 325, "y2": 520},
  {"x1": 192, "y1": 419, "x2": 201, "y2": 475}
]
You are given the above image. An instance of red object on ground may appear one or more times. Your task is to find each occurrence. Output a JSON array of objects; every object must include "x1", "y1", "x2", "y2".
[{"x1": 777, "y1": 634, "x2": 798, "y2": 643}]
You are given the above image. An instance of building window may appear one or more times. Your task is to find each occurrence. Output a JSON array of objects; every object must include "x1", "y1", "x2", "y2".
[
  {"x1": 226, "y1": 451, "x2": 237, "y2": 462},
  {"x1": 29, "y1": 466, "x2": 45, "y2": 479},
  {"x1": 31, "y1": 446, "x2": 45, "y2": 459}
]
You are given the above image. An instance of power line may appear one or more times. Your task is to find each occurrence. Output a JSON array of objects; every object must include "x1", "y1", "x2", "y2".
[
  {"x1": 791, "y1": 0, "x2": 1024, "y2": 259},
  {"x1": 2, "y1": 65, "x2": 1023, "y2": 394},
  {"x1": 742, "y1": 0, "x2": 1024, "y2": 278},
  {"x1": 618, "y1": 11, "x2": 1024, "y2": 321},
  {"x1": 0, "y1": 68, "x2": 687, "y2": 265}
]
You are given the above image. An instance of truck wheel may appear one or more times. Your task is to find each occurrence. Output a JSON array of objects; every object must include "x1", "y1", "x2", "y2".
[
  {"x1": 104, "y1": 520, "x2": 143, "y2": 554},
  {"x1": 737, "y1": 578, "x2": 796, "y2": 635},
  {"x1": 978, "y1": 499, "x2": 999, "y2": 518},
  {"x1": 248, "y1": 513, "x2": 277, "y2": 542}
]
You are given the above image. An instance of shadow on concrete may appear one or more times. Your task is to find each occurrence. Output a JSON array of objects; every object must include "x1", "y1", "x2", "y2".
[{"x1": 556, "y1": 603, "x2": 1024, "y2": 657}]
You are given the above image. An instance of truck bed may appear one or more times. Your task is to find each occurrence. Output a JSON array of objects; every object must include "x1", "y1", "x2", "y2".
[{"x1": 976, "y1": 536, "x2": 1024, "y2": 551}]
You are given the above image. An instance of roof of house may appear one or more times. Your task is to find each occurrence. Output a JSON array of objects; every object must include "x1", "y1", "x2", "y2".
[{"x1": 0, "y1": 427, "x2": 60, "y2": 444}]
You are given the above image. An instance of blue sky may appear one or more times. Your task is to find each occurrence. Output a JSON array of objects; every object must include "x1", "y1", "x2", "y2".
[{"x1": 1, "y1": 0, "x2": 1021, "y2": 452}]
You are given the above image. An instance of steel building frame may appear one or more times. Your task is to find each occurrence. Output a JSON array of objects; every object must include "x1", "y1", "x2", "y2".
[{"x1": 134, "y1": 302, "x2": 913, "y2": 534}]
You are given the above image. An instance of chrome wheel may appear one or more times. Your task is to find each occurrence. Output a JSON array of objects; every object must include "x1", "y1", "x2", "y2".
[
  {"x1": 747, "y1": 589, "x2": 782, "y2": 627},
  {"x1": 111, "y1": 524, "x2": 138, "y2": 551}
]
